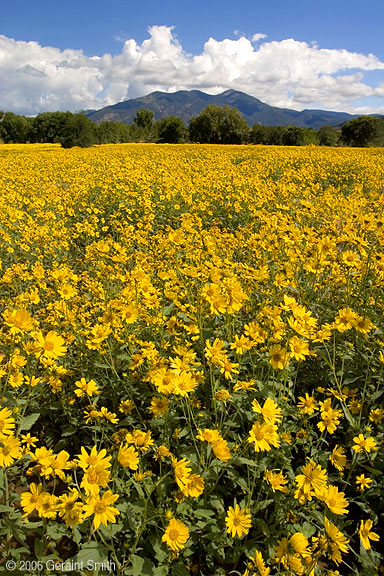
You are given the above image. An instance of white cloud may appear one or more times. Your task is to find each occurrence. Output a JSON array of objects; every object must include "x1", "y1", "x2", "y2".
[
  {"x1": 0, "y1": 26, "x2": 383, "y2": 115},
  {"x1": 251, "y1": 33, "x2": 268, "y2": 43}
]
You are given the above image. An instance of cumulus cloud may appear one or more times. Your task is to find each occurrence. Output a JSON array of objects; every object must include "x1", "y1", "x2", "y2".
[
  {"x1": 251, "y1": 33, "x2": 268, "y2": 43},
  {"x1": 0, "y1": 26, "x2": 383, "y2": 115}
]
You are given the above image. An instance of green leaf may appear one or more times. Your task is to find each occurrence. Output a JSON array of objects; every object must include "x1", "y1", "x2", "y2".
[
  {"x1": 75, "y1": 541, "x2": 109, "y2": 565},
  {"x1": 193, "y1": 509, "x2": 215, "y2": 519},
  {"x1": 255, "y1": 499, "x2": 274, "y2": 511},
  {"x1": 170, "y1": 561, "x2": 189, "y2": 576},
  {"x1": 131, "y1": 554, "x2": 144, "y2": 576},
  {"x1": 150, "y1": 536, "x2": 168, "y2": 563},
  {"x1": 46, "y1": 523, "x2": 69, "y2": 540},
  {"x1": 6, "y1": 518, "x2": 28, "y2": 547},
  {"x1": 235, "y1": 457, "x2": 261, "y2": 468},
  {"x1": 62, "y1": 426, "x2": 78, "y2": 437},
  {"x1": 162, "y1": 302, "x2": 175, "y2": 316},
  {"x1": 294, "y1": 521, "x2": 316, "y2": 538},
  {"x1": 34, "y1": 537, "x2": 45, "y2": 559},
  {"x1": 19, "y1": 412, "x2": 40, "y2": 431},
  {"x1": 0, "y1": 505, "x2": 13, "y2": 513}
]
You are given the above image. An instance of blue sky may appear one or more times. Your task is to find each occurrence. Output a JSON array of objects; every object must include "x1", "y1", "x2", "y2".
[{"x1": 1, "y1": 0, "x2": 384, "y2": 115}]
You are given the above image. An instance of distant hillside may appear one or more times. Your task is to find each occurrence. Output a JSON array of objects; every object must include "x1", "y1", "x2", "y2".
[{"x1": 86, "y1": 89, "x2": 361, "y2": 129}]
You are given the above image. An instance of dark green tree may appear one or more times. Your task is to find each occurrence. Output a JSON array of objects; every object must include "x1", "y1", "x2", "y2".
[
  {"x1": 302, "y1": 128, "x2": 320, "y2": 145},
  {"x1": 134, "y1": 109, "x2": 154, "y2": 130},
  {"x1": 30, "y1": 112, "x2": 71, "y2": 143},
  {"x1": 0, "y1": 112, "x2": 32, "y2": 143},
  {"x1": 189, "y1": 105, "x2": 249, "y2": 144},
  {"x1": 96, "y1": 121, "x2": 123, "y2": 144},
  {"x1": 281, "y1": 126, "x2": 305, "y2": 146},
  {"x1": 317, "y1": 125, "x2": 340, "y2": 146},
  {"x1": 58, "y1": 113, "x2": 97, "y2": 148},
  {"x1": 341, "y1": 116, "x2": 384, "y2": 147},
  {"x1": 156, "y1": 116, "x2": 187, "y2": 143},
  {"x1": 250, "y1": 124, "x2": 268, "y2": 144},
  {"x1": 263, "y1": 126, "x2": 286, "y2": 145}
]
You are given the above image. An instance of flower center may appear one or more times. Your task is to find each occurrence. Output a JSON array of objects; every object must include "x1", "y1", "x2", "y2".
[
  {"x1": 168, "y1": 529, "x2": 180, "y2": 541},
  {"x1": 94, "y1": 502, "x2": 106, "y2": 514}
]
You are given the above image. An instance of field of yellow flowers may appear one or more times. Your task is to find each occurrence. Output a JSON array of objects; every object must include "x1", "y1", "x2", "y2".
[{"x1": 0, "y1": 142, "x2": 383, "y2": 576}]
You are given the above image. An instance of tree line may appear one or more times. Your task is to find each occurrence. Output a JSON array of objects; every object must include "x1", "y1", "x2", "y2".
[{"x1": 1, "y1": 105, "x2": 383, "y2": 148}]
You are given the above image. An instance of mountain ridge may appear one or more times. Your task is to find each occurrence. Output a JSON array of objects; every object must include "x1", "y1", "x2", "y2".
[{"x1": 86, "y1": 89, "x2": 378, "y2": 129}]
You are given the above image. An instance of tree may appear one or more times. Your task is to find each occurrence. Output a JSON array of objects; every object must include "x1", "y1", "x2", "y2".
[
  {"x1": 0, "y1": 112, "x2": 32, "y2": 143},
  {"x1": 281, "y1": 126, "x2": 305, "y2": 146},
  {"x1": 250, "y1": 124, "x2": 268, "y2": 144},
  {"x1": 30, "y1": 112, "x2": 71, "y2": 143},
  {"x1": 134, "y1": 109, "x2": 154, "y2": 130},
  {"x1": 317, "y1": 125, "x2": 340, "y2": 146},
  {"x1": 341, "y1": 116, "x2": 384, "y2": 147},
  {"x1": 302, "y1": 128, "x2": 320, "y2": 145},
  {"x1": 156, "y1": 116, "x2": 187, "y2": 143},
  {"x1": 96, "y1": 121, "x2": 123, "y2": 144},
  {"x1": 262, "y1": 126, "x2": 286, "y2": 145},
  {"x1": 189, "y1": 105, "x2": 249, "y2": 144},
  {"x1": 58, "y1": 113, "x2": 97, "y2": 148}
]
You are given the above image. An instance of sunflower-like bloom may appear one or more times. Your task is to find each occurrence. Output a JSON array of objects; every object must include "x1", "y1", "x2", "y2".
[
  {"x1": 269, "y1": 345, "x2": 290, "y2": 370},
  {"x1": 274, "y1": 533, "x2": 309, "y2": 574},
  {"x1": 329, "y1": 445, "x2": 347, "y2": 472},
  {"x1": 0, "y1": 434, "x2": 22, "y2": 466},
  {"x1": 248, "y1": 422, "x2": 280, "y2": 452},
  {"x1": 297, "y1": 393, "x2": 317, "y2": 415},
  {"x1": 244, "y1": 550, "x2": 271, "y2": 576},
  {"x1": 125, "y1": 429, "x2": 154, "y2": 452},
  {"x1": 3, "y1": 308, "x2": 34, "y2": 334},
  {"x1": 57, "y1": 489, "x2": 84, "y2": 526},
  {"x1": 162, "y1": 518, "x2": 190, "y2": 552},
  {"x1": 317, "y1": 407, "x2": 343, "y2": 434},
  {"x1": 149, "y1": 397, "x2": 169, "y2": 417},
  {"x1": 81, "y1": 464, "x2": 111, "y2": 496},
  {"x1": 172, "y1": 456, "x2": 192, "y2": 490},
  {"x1": 173, "y1": 370, "x2": 199, "y2": 396},
  {"x1": 225, "y1": 504, "x2": 252, "y2": 538},
  {"x1": 181, "y1": 474, "x2": 205, "y2": 498},
  {"x1": 359, "y1": 519, "x2": 380, "y2": 550},
  {"x1": 83, "y1": 490, "x2": 119, "y2": 530},
  {"x1": 318, "y1": 484, "x2": 349, "y2": 515},
  {"x1": 252, "y1": 397, "x2": 282, "y2": 423},
  {"x1": 76, "y1": 446, "x2": 112, "y2": 470},
  {"x1": 74, "y1": 377, "x2": 99, "y2": 398},
  {"x1": 323, "y1": 517, "x2": 350, "y2": 565},
  {"x1": 0, "y1": 407, "x2": 15, "y2": 438},
  {"x1": 264, "y1": 469, "x2": 289, "y2": 493},
  {"x1": 149, "y1": 367, "x2": 177, "y2": 395},
  {"x1": 352, "y1": 434, "x2": 377, "y2": 454},
  {"x1": 295, "y1": 460, "x2": 328, "y2": 497},
  {"x1": 20, "y1": 483, "x2": 46, "y2": 517},
  {"x1": 118, "y1": 444, "x2": 139, "y2": 470},
  {"x1": 212, "y1": 438, "x2": 232, "y2": 461},
  {"x1": 34, "y1": 330, "x2": 67, "y2": 359}
]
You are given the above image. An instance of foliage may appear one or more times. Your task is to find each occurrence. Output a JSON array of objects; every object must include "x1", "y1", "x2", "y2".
[
  {"x1": 0, "y1": 143, "x2": 384, "y2": 575},
  {"x1": 318, "y1": 125, "x2": 340, "y2": 146},
  {"x1": 341, "y1": 116, "x2": 384, "y2": 147},
  {"x1": 0, "y1": 112, "x2": 33, "y2": 143},
  {"x1": 58, "y1": 113, "x2": 97, "y2": 148},
  {"x1": 134, "y1": 109, "x2": 155, "y2": 130},
  {"x1": 251, "y1": 125, "x2": 320, "y2": 146},
  {"x1": 155, "y1": 116, "x2": 187, "y2": 144},
  {"x1": 189, "y1": 105, "x2": 249, "y2": 143},
  {"x1": 30, "y1": 112, "x2": 72, "y2": 144}
]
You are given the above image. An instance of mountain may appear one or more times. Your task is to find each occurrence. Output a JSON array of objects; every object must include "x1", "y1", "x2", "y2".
[{"x1": 86, "y1": 89, "x2": 360, "y2": 129}]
